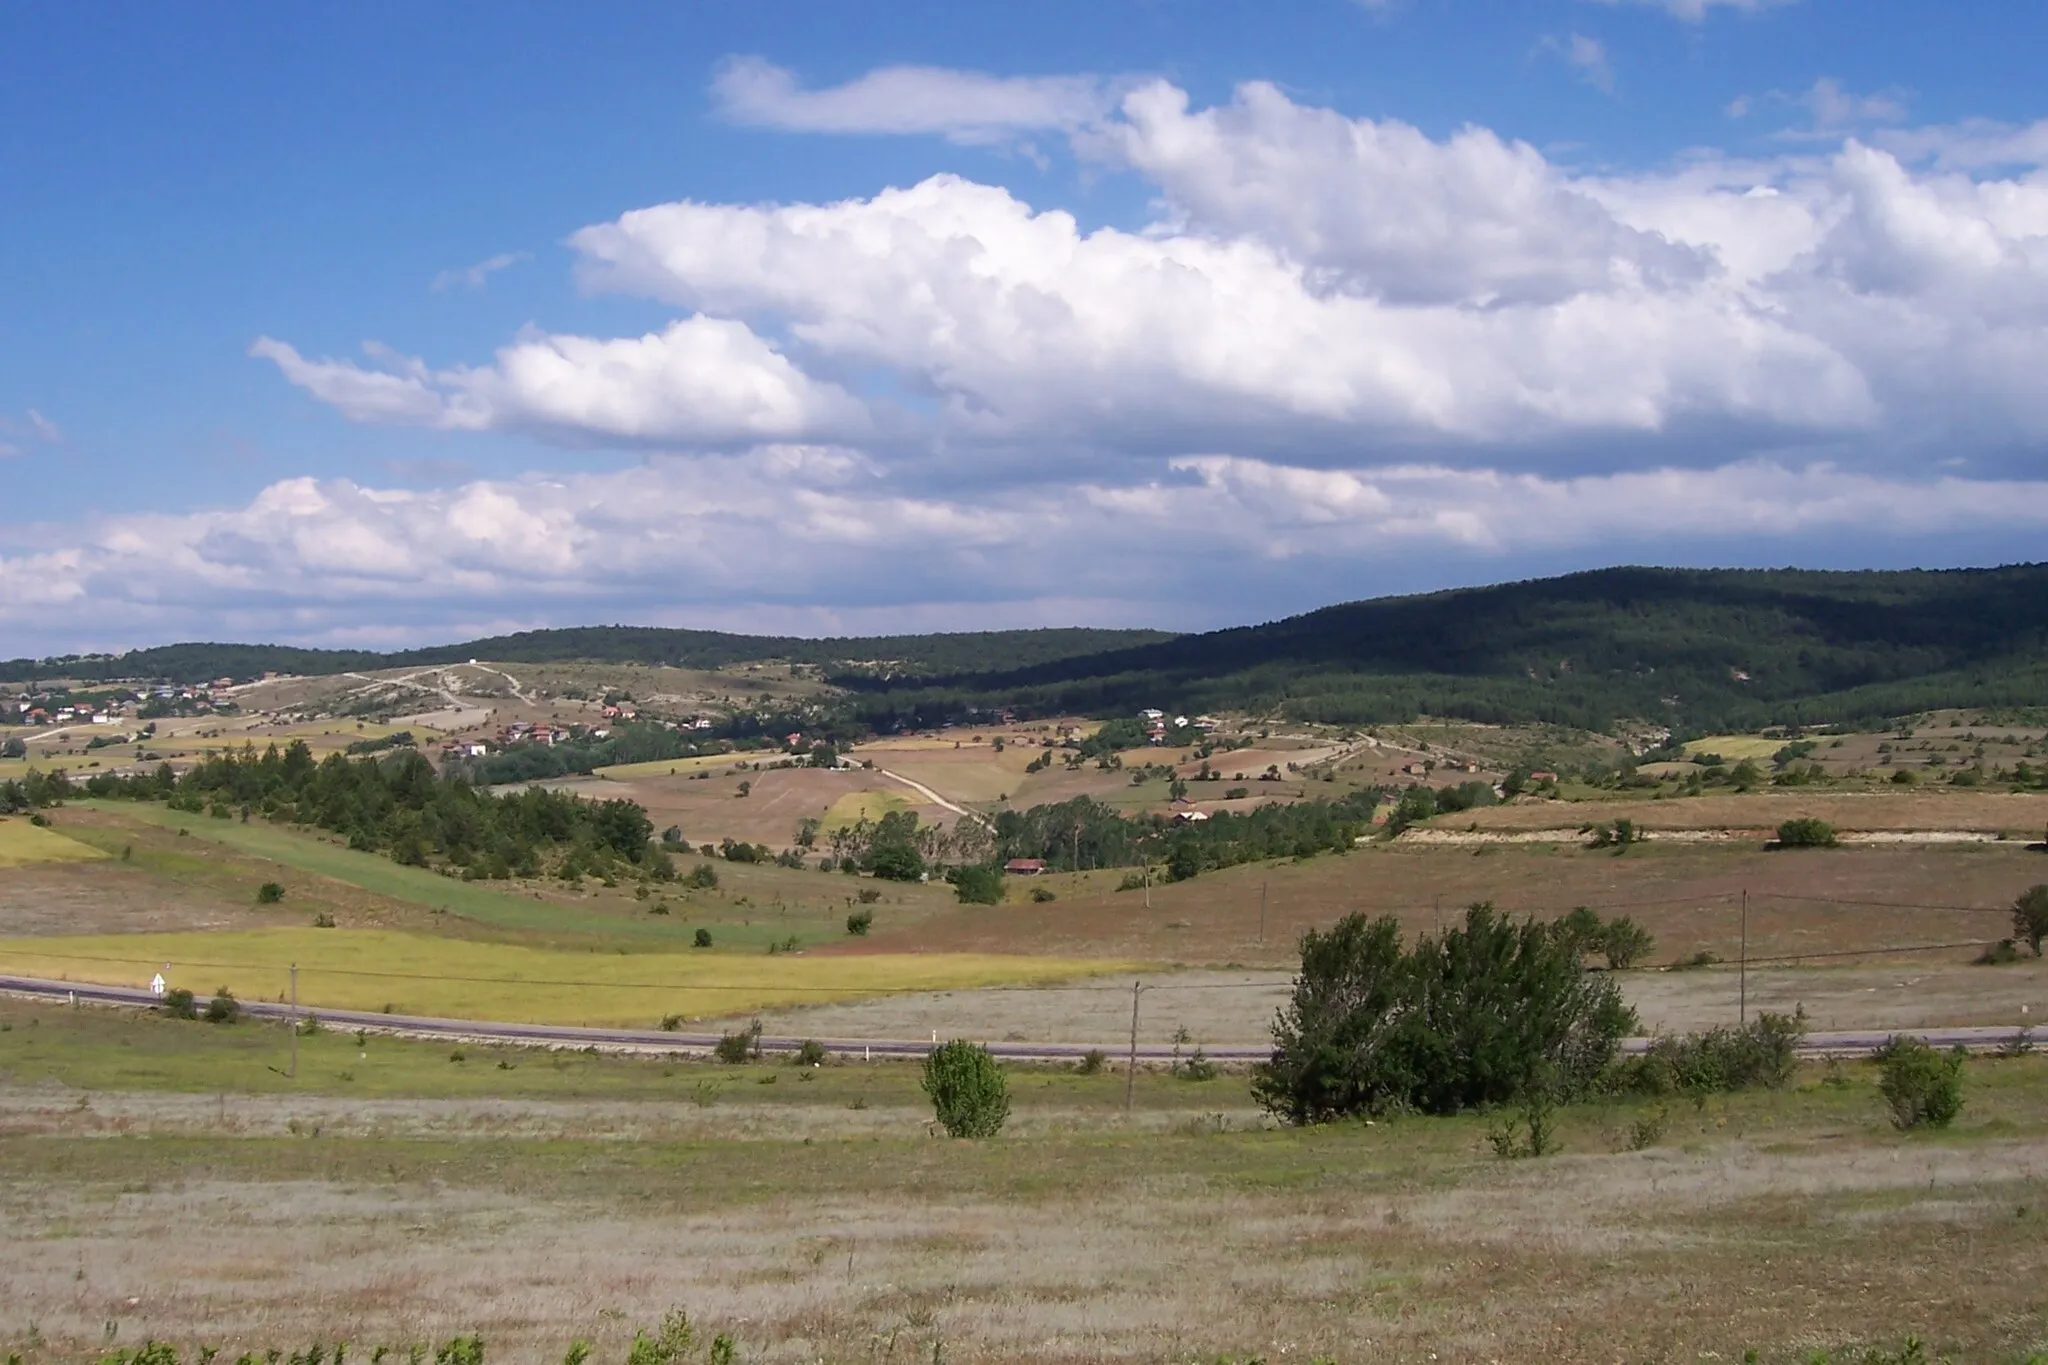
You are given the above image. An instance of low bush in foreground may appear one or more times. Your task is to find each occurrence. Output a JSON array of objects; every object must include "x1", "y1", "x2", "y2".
[
  {"x1": 1620, "y1": 1009, "x2": 1806, "y2": 1098},
  {"x1": 921, "y1": 1039, "x2": 1010, "y2": 1137},
  {"x1": 1875, "y1": 1035, "x2": 1966, "y2": 1130},
  {"x1": 75, "y1": 1313, "x2": 740, "y2": 1365}
]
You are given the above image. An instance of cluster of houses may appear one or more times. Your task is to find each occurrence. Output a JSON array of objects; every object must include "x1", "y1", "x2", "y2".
[{"x1": 1138, "y1": 709, "x2": 1219, "y2": 743}]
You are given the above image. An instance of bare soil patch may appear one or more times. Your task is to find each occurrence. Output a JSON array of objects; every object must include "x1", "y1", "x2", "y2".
[{"x1": 1448, "y1": 789, "x2": 2048, "y2": 834}]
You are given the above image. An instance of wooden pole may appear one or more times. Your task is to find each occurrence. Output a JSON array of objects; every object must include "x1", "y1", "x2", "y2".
[
  {"x1": 1259, "y1": 881, "x2": 1267, "y2": 946},
  {"x1": 1739, "y1": 891, "x2": 1749, "y2": 1027},
  {"x1": 1124, "y1": 980, "x2": 1142, "y2": 1115},
  {"x1": 289, "y1": 962, "x2": 299, "y2": 1079}
]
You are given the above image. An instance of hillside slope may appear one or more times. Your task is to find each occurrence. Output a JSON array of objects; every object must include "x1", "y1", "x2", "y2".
[{"x1": 852, "y1": 565, "x2": 2048, "y2": 731}]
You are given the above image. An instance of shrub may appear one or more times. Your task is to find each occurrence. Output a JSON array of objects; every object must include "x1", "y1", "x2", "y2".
[
  {"x1": 1874, "y1": 1036, "x2": 1965, "y2": 1129},
  {"x1": 855, "y1": 887, "x2": 882, "y2": 904},
  {"x1": 204, "y1": 989, "x2": 240, "y2": 1024},
  {"x1": 1672, "y1": 950, "x2": 1722, "y2": 971},
  {"x1": 845, "y1": 908, "x2": 873, "y2": 936},
  {"x1": 713, "y1": 1021, "x2": 761, "y2": 1065},
  {"x1": 2013, "y1": 884, "x2": 2048, "y2": 956},
  {"x1": 256, "y1": 881, "x2": 286, "y2": 904},
  {"x1": 1030, "y1": 886, "x2": 1057, "y2": 903},
  {"x1": 1773, "y1": 817, "x2": 1838, "y2": 848},
  {"x1": 692, "y1": 927, "x2": 713, "y2": 948},
  {"x1": 1252, "y1": 904, "x2": 1636, "y2": 1124},
  {"x1": 793, "y1": 1038, "x2": 827, "y2": 1066},
  {"x1": 681, "y1": 863, "x2": 720, "y2": 890},
  {"x1": 1974, "y1": 938, "x2": 2021, "y2": 965},
  {"x1": 1601, "y1": 917, "x2": 1655, "y2": 969},
  {"x1": 948, "y1": 864, "x2": 1004, "y2": 905},
  {"x1": 659, "y1": 1013, "x2": 682, "y2": 1032},
  {"x1": 921, "y1": 1039, "x2": 1010, "y2": 1137},
  {"x1": 1076, "y1": 1047, "x2": 1107, "y2": 1075},
  {"x1": 1621, "y1": 1009, "x2": 1806, "y2": 1097},
  {"x1": 161, "y1": 986, "x2": 198, "y2": 1019}
]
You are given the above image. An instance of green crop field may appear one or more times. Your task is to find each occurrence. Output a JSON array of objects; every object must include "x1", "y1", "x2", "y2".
[
  {"x1": 0, "y1": 816, "x2": 109, "y2": 867},
  {"x1": 0, "y1": 926, "x2": 1139, "y2": 1026}
]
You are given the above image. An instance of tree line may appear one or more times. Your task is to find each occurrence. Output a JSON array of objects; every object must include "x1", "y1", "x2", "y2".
[{"x1": 72, "y1": 742, "x2": 666, "y2": 883}]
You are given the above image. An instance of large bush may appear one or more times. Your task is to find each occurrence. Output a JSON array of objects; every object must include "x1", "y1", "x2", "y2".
[
  {"x1": 921, "y1": 1039, "x2": 1010, "y2": 1138},
  {"x1": 1773, "y1": 817, "x2": 1839, "y2": 848},
  {"x1": 1874, "y1": 1036, "x2": 1965, "y2": 1130},
  {"x1": 947, "y1": 864, "x2": 1004, "y2": 905},
  {"x1": 1251, "y1": 904, "x2": 1637, "y2": 1124}
]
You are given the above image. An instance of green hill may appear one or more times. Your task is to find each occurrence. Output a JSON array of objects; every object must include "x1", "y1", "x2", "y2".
[{"x1": 847, "y1": 565, "x2": 2048, "y2": 732}]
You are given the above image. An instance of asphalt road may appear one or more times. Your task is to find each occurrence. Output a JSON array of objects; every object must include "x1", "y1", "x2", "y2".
[{"x1": 0, "y1": 974, "x2": 2033, "y2": 1063}]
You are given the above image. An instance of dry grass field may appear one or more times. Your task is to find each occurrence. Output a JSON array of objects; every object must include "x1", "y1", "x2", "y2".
[
  {"x1": 1442, "y1": 789, "x2": 2048, "y2": 835},
  {"x1": 1, "y1": 999, "x2": 2044, "y2": 1363},
  {"x1": 601, "y1": 766, "x2": 954, "y2": 850}
]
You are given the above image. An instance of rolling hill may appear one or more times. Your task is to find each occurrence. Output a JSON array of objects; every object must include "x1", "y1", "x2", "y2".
[
  {"x1": 14, "y1": 564, "x2": 2048, "y2": 733},
  {"x1": 844, "y1": 565, "x2": 2048, "y2": 732}
]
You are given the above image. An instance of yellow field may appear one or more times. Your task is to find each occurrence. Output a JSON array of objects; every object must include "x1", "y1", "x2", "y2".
[
  {"x1": 0, "y1": 758, "x2": 31, "y2": 781},
  {"x1": 819, "y1": 788, "x2": 913, "y2": 832},
  {"x1": 1682, "y1": 734, "x2": 1787, "y2": 761},
  {"x1": 0, "y1": 928, "x2": 1138, "y2": 1028},
  {"x1": 594, "y1": 752, "x2": 747, "y2": 781},
  {"x1": 0, "y1": 818, "x2": 109, "y2": 868}
]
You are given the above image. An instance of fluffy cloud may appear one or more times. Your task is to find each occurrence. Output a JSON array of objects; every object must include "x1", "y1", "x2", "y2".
[
  {"x1": 711, "y1": 56, "x2": 1118, "y2": 142},
  {"x1": 12, "y1": 452, "x2": 2048, "y2": 652},
  {"x1": 15, "y1": 71, "x2": 2048, "y2": 648},
  {"x1": 252, "y1": 317, "x2": 869, "y2": 446}
]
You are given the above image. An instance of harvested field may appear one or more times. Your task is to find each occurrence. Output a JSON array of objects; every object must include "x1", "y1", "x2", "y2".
[
  {"x1": 1444, "y1": 789, "x2": 2048, "y2": 834},
  {"x1": 607, "y1": 766, "x2": 953, "y2": 848},
  {"x1": 869, "y1": 841, "x2": 2048, "y2": 968},
  {"x1": 0, "y1": 926, "x2": 1139, "y2": 1026},
  {"x1": 725, "y1": 958, "x2": 2048, "y2": 1042}
]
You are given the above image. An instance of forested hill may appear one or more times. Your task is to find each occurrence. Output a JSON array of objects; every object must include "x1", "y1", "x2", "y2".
[
  {"x1": 848, "y1": 565, "x2": 2048, "y2": 732},
  {"x1": 0, "y1": 626, "x2": 1176, "y2": 687}
]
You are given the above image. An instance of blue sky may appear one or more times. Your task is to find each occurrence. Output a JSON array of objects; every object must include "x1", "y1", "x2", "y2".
[{"x1": 5, "y1": 0, "x2": 2048, "y2": 653}]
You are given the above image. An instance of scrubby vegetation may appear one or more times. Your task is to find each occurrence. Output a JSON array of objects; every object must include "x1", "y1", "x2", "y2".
[{"x1": 1875, "y1": 1036, "x2": 1967, "y2": 1129}]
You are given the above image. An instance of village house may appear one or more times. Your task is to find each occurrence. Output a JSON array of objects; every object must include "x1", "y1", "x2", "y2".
[{"x1": 1002, "y1": 858, "x2": 1046, "y2": 876}]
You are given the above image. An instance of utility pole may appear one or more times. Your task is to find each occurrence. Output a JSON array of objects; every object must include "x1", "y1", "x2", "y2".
[
  {"x1": 1738, "y1": 891, "x2": 1749, "y2": 1027},
  {"x1": 1124, "y1": 980, "x2": 1142, "y2": 1115},
  {"x1": 289, "y1": 962, "x2": 299, "y2": 1079},
  {"x1": 1143, "y1": 862, "x2": 1151, "y2": 910},
  {"x1": 1259, "y1": 882, "x2": 1268, "y2": 947}
]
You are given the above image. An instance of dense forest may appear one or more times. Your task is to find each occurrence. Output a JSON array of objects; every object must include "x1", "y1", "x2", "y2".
[
  {"x1": 841, "y1": 565, "x2": 2048, "y2": 731},
  {"x1": 1, "y1": 626, "x2": 1174, "y2": 688}
]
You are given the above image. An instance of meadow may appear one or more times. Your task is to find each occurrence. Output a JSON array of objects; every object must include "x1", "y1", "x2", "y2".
[{"x1": 1, "y1": 996, "x2": 2044, "y2": 1363}]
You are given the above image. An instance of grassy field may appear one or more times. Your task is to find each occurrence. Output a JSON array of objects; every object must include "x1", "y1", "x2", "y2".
[
  {"x1": 2, "y1": 995, "x2": 2045, "y2": 1362},
  {"x1": 819, "y1": 787, "x2": 914, "y2": 832},
  {"x1": 0, "y1": 817, "x2": 108, "y2": 867},
  {"x1": 0, "y1": 927, "x2": 1138, "y2": 1027}
]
